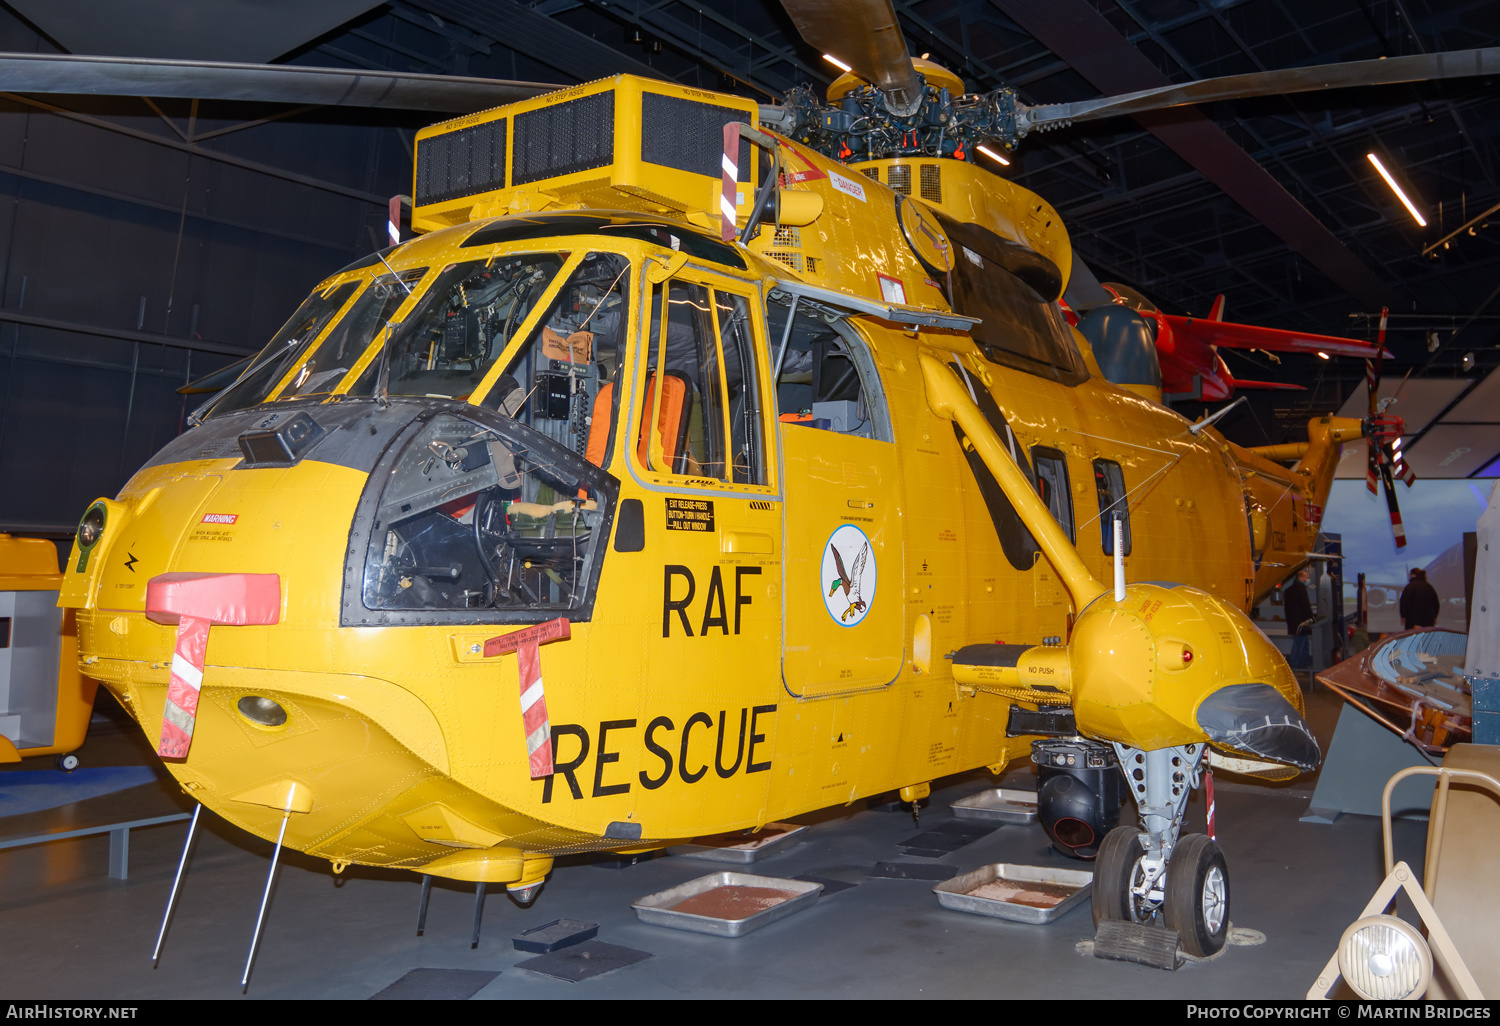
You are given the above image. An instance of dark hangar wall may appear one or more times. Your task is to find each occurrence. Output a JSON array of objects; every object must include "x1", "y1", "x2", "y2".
[{"x1": 0, "y1": 10, "x2": 413, "y2": 534}]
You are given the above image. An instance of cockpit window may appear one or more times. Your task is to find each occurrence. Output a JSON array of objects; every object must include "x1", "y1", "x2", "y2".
[
  {"x1": 477, "y1": 253, "x2": 631, "y2": 469},
  {"x1": 203, "y1": 280, "x2": 359, "y2": 417},
  {"x1": 345, "y1": 255, "x2": 567, "y2": 400},
  {"x1": 351, "y1": 410, "x2": 617, "y2": 622},
  {"x1": 280, "y1": 268, "x2": 427, "y2": 398}
]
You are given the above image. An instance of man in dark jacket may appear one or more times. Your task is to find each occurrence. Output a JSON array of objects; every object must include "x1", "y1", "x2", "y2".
[
  {"x1": 1399, "y1": 568, "x2": 1441, "y2": 630},
  {"x1": 1283, "y1": 569, "x2": 1314, "y2": 669}
]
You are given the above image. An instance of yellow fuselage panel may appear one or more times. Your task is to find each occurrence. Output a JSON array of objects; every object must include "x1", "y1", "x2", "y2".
[{"x1": 65, "y1": 209, "x2": 1308, "y2": 876}]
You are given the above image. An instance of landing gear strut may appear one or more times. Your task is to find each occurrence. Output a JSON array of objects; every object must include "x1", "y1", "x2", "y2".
[{"x1": 1091, "y1": 743, "x2": 1229, "y2": 958}]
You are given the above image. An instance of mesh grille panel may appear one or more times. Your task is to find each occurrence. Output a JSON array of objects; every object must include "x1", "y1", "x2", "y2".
[
  {"x1": 861, "y1": 167, "x2": 880, "y2": 180},
  {"x1": 640, "y1": 93, "x2": 750, "y2": 181},
  {"x1": 766, "y1": 251, "x2": 803, "y2": 272},
  {"x1": 415, "y1": 119, "x2": 507, "y2": 206},
  {"x1": 773, "y1": 225, "x2": 800, "y2": 247},
  {"x1": 920, "y1": 163, "x2": 942, "y2": 203},
  {"x1": 513, "y1": 92, "x2": 615, "y2": 185},
  {"x1": 888, "y1": 165, "x2": 911, "y2": 194}
]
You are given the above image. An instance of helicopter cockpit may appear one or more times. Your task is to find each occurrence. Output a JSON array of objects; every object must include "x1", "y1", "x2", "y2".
[{"x1": 349, "y1": 251, "x2": 632, "y2": 621}]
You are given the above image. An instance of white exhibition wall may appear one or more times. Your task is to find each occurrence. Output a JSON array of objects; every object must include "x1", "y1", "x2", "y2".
[{"x1": 1322, "y1": 478, "x2": 1495, "y2": 633}]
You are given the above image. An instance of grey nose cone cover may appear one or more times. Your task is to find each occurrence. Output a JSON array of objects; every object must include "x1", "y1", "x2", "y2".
[{"x1": 1196, "y1": 683, "x2": 1322, "y2": 772}]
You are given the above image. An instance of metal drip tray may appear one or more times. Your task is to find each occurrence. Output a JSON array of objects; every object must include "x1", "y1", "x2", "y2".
[
  {"x1": 667, "y1": 823, "x2": 808, "y2": 863},
  {"x1": 949, "y1": 788, "x2": 1039, "y2": 824},
  {"x1": 933, "y1": 863, "x2": 1092, "y2": 924},
  {"x1": 632, "y1": 872, "x2": 823, "y2": 937}
]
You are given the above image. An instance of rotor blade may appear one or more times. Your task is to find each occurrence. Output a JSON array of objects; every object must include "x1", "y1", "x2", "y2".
[
  {"x1": 1380, "y1": 456, "x2": 1407, "y2": 549},
  {"x1": 776, "y1": 0, "x2": 922, "y2": 109},
  {"x1": 0, "y1": 53, "x2": 561, "y2": 113},
  {"x1": 1020, "y1": 47, "x2": 1500, "y2": 133}
]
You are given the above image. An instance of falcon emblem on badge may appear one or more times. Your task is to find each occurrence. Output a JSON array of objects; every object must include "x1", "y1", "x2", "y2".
[{"x1": 822, "y1": 524, "x2": 876, "y2": 626}]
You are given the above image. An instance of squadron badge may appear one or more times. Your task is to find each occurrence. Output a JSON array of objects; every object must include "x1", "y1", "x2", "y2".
[{"x1": 822, "y1": 524, "x2": 876, "y2": 626}]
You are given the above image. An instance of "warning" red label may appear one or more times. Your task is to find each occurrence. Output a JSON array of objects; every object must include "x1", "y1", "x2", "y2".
[{"x1": 201, "y1": 513, "x2": 238, "y2": 525}]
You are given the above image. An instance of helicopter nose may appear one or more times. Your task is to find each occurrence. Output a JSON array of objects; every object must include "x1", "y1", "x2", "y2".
[{"x1": 1195, "y1": 683, "x2": 1322, "y2": 773}]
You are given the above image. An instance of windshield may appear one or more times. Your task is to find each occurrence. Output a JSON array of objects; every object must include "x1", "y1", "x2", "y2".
[
  {"x1": 479, "y1": 252, "x2": 631, "y2": 465},
  {"x1": 345, "y1": 254, "x2": 569, "y2": 400},
  {"x1": 280, "y1": 268, "x2": 428, "y2": 398},
  {"x1": 203, "y1": 280, "x2": 359, "y2": 417}
]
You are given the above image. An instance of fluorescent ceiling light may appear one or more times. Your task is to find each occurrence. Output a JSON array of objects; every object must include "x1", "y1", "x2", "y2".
[
  {"x1": 823, "y1": 54, "x2": 852, "y2": 73},
  {"x1": 1367, "y1": 152, "x2": 1427, "y2": 227},
  {"x1": 977, "y1": 144, "x2": 1011, "y2": 166}
]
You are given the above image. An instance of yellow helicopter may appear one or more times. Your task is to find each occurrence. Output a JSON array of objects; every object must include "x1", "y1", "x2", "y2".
[{"x1": 35, "y1": 0, "x2": 1498, "y2": 972}]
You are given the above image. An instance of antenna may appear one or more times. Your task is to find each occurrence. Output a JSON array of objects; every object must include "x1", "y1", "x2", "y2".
[
  {"x1": 1189, "y1": 395, "x2": 1248, "y2": 436},
  {"x1": 1114, "y1": 514, "x2": 1126, "y2": 602}
]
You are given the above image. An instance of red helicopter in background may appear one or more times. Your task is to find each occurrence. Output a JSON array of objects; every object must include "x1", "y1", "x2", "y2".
[{"x1": 1062, "y1": 278, "x2": 1390, "y2": 401}]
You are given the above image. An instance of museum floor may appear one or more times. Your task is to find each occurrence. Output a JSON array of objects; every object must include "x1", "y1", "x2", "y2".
[{"x1": 0, "y1": 682, "x2": 1428, "y2": 1000}]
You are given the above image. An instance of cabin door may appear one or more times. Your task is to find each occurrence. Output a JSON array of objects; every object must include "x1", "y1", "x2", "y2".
[{"x1": 770, "y1": 306, "x2": 905, "y2": 696}]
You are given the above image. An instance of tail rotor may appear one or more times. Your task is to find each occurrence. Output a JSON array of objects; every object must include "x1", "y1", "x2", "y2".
[{"x1": 1363, "y1": 308, "x2": 1412, "y2": 548}]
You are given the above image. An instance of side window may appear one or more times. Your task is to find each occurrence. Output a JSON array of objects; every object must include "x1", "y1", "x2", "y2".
[
  {"x1": 1031, "y1": 446, "x2": 1074, "y2": 542},
  {"x1": 639, "y1": 277, "x2": 764, "y2": 486},
  {"x1": 1093, "y1": 458, "x2": 1133, "y2": 556},
  {"x1": 765, "y1": 299, "x2": 891, "y2": 442}
]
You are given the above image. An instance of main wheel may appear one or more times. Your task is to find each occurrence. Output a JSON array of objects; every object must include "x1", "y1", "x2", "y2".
[
  {"x1": 1164, "y1": 832, "x2": 1230, "y2": 957},
  {"x1": 1091, "y1": 825, "x2": 1151, "y2": 927},
  {"x1": 55, "y1": 753, "x2": 79, "y2": 772}
]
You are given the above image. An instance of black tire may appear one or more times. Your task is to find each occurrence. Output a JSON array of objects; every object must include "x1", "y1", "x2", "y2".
[
  {"x1": 55, "y1": 753, "x2": 79, "y2": 772},
  {"x1": 1164, "y1": 832, "x2": 1230, "y2": 957},
  {"x1": 1091, "y1": 825, "x2": 1149, "y2": 927}
]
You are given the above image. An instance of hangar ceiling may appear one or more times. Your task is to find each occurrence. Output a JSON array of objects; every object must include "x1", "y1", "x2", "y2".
[
  {"x1": 0, "y1": 0, "x2": 1497, "y2": 534},
  {"x1": 6, "y1": 0, "x2": 388, "y2": 63}
]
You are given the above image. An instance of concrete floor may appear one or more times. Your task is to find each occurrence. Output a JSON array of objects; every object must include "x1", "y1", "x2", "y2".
[{"x1": 0, "y1": 683, "x2": 1431, "y2": 1000}]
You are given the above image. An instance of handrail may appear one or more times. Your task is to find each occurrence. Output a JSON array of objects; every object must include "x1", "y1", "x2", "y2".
[
  {"x1": 1381, "y1": 764, "x2": 1500, "y2": 893},
  {"x1": 919, "y1": 353, "x2": 1105, "y2": 609}
]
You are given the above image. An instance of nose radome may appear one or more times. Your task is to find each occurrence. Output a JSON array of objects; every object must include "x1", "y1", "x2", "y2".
[{"x1": 1195, "y1": 682, "x2": 1322, "y2": 772}]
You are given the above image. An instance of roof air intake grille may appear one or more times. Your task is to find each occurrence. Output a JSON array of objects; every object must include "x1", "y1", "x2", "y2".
[
  {"x1": 414, "y1": 119, "x2": 508, "y2": 206},
  {"x1": 640, "y1": 92, "x2": 751, "y2": 181},
  {"x1": 513, "y1": 91, "x2": 615, "y2": 185}
]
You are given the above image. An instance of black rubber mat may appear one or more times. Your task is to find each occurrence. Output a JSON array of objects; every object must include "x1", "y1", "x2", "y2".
[
  {"x1": 515, "y1": 940, "x2": 652, "y2": 982},
  {"x1": 513, "y1": 918, "x2": 598, "y2": 953},
  {"x1": 868, "y1": 861, "x2": 960, "y2": 881},
  {"x1": 792, "y1": 874, "x2": 858, "y2": 895},
  {"x1": 370, "y1": 968, "x2": 499, "y2": 999}
]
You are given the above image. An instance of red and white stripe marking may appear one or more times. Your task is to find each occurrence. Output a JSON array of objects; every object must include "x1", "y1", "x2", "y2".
[
  {"x1": 144, "y1": 571, "x2": 282, "y2": 760},
  {"x1": 485, "y1": 618, "x2": 572, "y2": 779},
  {"x1": 387, "y1": 195, "x2": 402, "y2": 247},
  {"x1": 159, "y1": 616, "x2": 210, "y2": 759},
  {"x1": 1205, "y1": 769, "x2": 1216, "y2": 841},
  {"x1": 516, "y1": 642, "x2": 553, "y2": 778},
  {"x1": 720, "y1": 122, "x2": 740, "y2": 242}
]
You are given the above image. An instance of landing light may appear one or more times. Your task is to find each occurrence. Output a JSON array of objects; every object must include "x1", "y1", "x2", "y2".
[
  {"x1": 823, "y1": 54, "x2": 852, "y2": 73},
  {"x1": 977, "y1": 145, "x2": 1011, "y2": 167},
  {"x1": 1367, "y1": 153, "x2": 1428, "y2": 228},
  {"x1": 1317, "y1": 351, "x2": 1330, "y2": 360},
  {"x1": 237, "y1": 695, "x2": 289, "y2": 729},
  {"x1": 77, "y1": 505, "x2": 106, "y2": 548}
]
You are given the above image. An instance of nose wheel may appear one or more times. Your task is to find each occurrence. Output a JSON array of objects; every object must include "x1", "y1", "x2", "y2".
[
  {"x1": 1091, "y1": 743, "x2": 1230, "y2": 960},
  {"x1": 1163, "y1": 832, "x2": 1229, "y2": 957}
]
